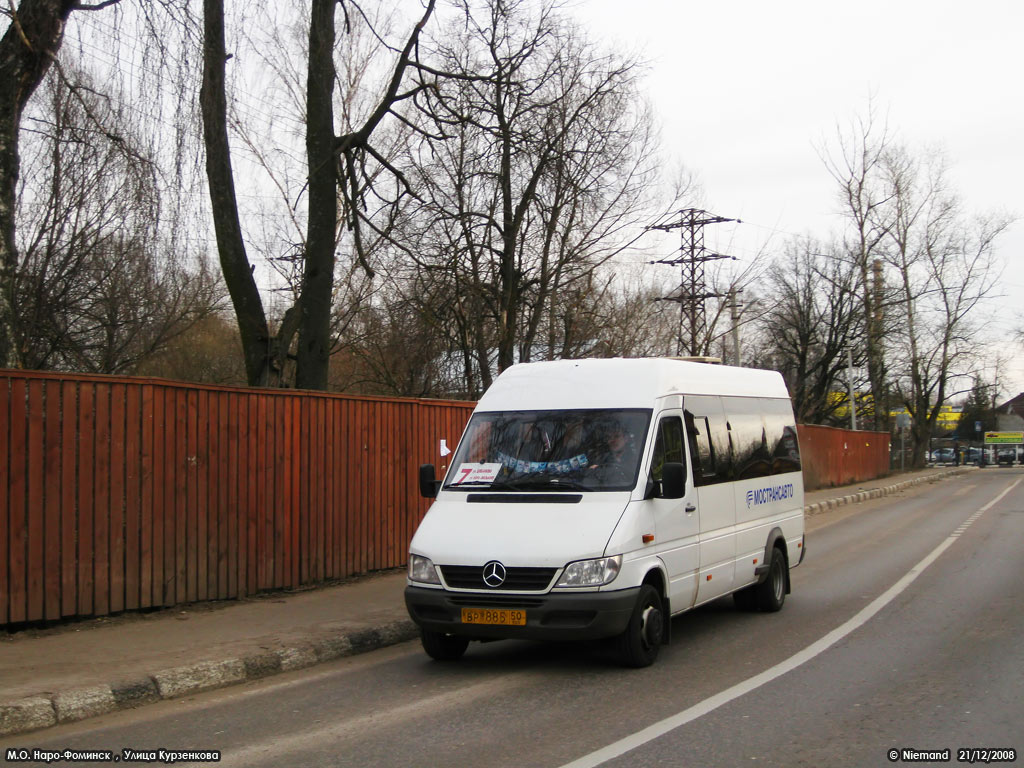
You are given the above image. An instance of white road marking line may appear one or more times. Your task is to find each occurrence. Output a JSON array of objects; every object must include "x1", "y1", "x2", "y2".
[{"x1": 559, "y1": 478, "x2": 1022, "y2": 768}]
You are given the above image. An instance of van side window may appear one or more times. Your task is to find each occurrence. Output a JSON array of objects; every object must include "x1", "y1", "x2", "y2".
[
  {"x1": 683, "y1": 396, "x2": 733, "y2": 485},
  {"x1": 723, "y1": 396, "x2": 800, "y2": 479},
  {"x1": 729, "y1": 408, "x2": 771, "y2": 480},
  {"x1": 685, "y1": 410, "x2": 713, "y2": 486},
  {"x1": 763, "y1": 399, "x2": 802, "y2": 473},
  {"x1": 650, "y1": 416, "x2": 684, "y2": 482}
]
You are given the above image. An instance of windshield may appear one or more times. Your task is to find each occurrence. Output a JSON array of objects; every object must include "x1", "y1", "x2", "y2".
[{"x1": 444, "y1": 409, "x2": 651, "y2": 492}]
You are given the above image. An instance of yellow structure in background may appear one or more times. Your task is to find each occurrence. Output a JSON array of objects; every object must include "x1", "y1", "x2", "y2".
[
  {"x1": 828, "y1": 392, "x2": 961, "y2": 432},
  {"x1": 890, "y1": 404, "x2": 961, "y2": 432}
]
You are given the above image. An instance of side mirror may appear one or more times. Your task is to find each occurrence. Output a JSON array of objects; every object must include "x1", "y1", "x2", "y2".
[
  {"x1": 660, "y1": 462, "x2": 686, "y2": 499},
  {"x1": 419, "y1": 463, "x2": 440, "y2": 499}
]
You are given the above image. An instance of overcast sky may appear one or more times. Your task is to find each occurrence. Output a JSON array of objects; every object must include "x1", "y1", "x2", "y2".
[{"x1": 569, "y1": 0, "x2": 1023, "y2": 401}]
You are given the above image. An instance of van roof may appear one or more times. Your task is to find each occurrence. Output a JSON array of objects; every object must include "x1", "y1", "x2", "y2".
[{"x1": 477, "y1": 358, "x2": 790, "y2": 411}]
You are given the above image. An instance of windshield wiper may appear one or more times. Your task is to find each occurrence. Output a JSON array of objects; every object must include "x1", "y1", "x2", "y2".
[
  {"x1": 498, "y1": 476, "x2": 591, "y2": 492},
  {"x1": 444, "y1": 479, "x2": 519, "y2": 491}
]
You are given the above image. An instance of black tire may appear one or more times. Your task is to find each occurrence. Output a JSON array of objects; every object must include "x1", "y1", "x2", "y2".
[
  {"x1": 755, "y1": 547, "x2": 787, "y2": 612},
  {"x1": 616, "y1": 584, "x2": 665, "y2": 668},
  {"x1": 420, "y1": 630, "x2": 469, "y2": 661}
]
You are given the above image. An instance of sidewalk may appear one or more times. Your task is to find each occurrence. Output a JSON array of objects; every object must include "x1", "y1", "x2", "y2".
[{"x1": 0, "y1": 466, "x2": 972, "y2": 737}]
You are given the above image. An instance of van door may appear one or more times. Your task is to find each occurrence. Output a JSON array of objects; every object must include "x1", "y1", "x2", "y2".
[{"x1": 647, "y1": 411, "x2": 699, "y2": 612}]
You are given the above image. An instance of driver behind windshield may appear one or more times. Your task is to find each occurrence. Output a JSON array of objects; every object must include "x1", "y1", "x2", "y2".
[
  {"x1": 447, "y1": 409, "x2": 649, "y2": 491},
  {"x1": 587, "y1": 423, "x2": 639, "y2": 485}
]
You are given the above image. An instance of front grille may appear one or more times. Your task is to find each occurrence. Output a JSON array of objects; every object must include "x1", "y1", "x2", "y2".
[
  {"x1": 448, "y1": 595, "x2": 546, "y2": 607},
  {"x1": 439, "y1": 565, "x2": 557, "y2": 591}
]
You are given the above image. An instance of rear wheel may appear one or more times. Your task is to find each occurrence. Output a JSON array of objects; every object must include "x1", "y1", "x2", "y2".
[
  {"x1": 616, "y1": 584, "x2": 664, "y2": 668},
  {"x1": 755, "y1": 547, "x2": 787, "y2": 612},
  {"x1": 420, "y1": 630, "x2": 469, "y2": 661}
]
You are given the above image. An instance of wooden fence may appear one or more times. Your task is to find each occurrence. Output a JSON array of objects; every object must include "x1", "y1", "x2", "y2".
[
  {"x1": 797, "y1": 423, "x2": 891, "y2": 490},
  {"x1": 1, "y1": 370, "x2": 474, "y2": 627},
  {"x1": 1, "y1": 370, "x2": 893, "y2": 627}
]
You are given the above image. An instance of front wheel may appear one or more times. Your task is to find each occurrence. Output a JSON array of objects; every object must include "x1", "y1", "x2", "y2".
[
  {"x1": 615, "y1": 584, "x2": 664, "y2": 668},
  {"x1": 420, "y1": 630, "x2": 469, "y2": 661}
]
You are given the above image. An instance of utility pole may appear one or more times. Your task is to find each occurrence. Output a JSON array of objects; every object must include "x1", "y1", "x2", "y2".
[
  {"x1": 847, "y1": 347, "x2": 858, "y2": 431},
  {"x1": 869, "y1": 257, "x2": 885, "y2": 430},
  {"x1": 649, "y1": 209, "x2": 738, "y2": 357},
  {"x1": 729, "y1": 288, "x2": 743, "y2": 366}
]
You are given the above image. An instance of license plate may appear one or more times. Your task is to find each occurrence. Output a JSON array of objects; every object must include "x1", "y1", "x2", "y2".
[{"x1": 461, "y1": 608, "x2": 527, "y2": 626}]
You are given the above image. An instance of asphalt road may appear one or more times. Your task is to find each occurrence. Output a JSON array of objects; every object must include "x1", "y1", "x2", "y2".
[{"x1": 3, "y1": 469, "x2": 1022, "y2": 768}]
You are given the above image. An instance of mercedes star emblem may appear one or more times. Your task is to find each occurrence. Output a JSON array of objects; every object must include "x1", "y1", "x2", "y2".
[{"x1": 482, "y1": 560, "x2": 506, "y2": 588}]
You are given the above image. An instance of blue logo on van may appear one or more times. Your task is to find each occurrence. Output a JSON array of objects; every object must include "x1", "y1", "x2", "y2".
[{"x1": 746, "y1": 483, "x2": 795, "y2": 508}]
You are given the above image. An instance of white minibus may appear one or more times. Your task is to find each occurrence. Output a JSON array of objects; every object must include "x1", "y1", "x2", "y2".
[{"x1": 405, "y1": 358, "x2": 805, "y2": 667}]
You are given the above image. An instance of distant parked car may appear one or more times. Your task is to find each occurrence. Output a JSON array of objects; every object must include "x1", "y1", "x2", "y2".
[
  {"x1": 997, "y1": 448, "x2": 1018, "y2": 465},
  {"x1": 930, "y1": 447, "x2": 955, "y2": 464}
]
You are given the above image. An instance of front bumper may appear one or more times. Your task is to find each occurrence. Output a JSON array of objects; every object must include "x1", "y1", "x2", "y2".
[{"x1": 404, "y1": 585, "x2": 640, "y2": 642}]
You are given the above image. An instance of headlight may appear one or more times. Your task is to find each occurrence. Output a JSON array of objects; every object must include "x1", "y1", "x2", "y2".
[
  {"x1": 408, "y1": 554, "x2": 441, "y2": 585},
  {"x1": 556, "y1": 555, "x2": 621, "y2": 587}
]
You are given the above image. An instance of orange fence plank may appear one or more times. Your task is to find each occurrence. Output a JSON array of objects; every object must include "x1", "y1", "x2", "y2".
[
  {"x1": 244, "y1": 395, "x2": 256, "y2": 596},
  {"x1": 26, "y1": 380, "x2": 44, "y2": 622},
  {"x1": 315, "y1": 397, "x2": 325, "y2": 581},
  {"x1": 109, "y1": 384, "x2": 126, "y2": 614},
  {"x1": 281, "y1": 398, "x2": 293, "y2": 587},
  {"x1": 325, "y1": 399, "x2": 336, "y2": 578},
  {"x1": 215, "y1": 392, "x2": 229, "y2": 599},
  {"x1": 61, "y1": 381, "x2": 77, "y2": 617},
  {"x1": 140, "y1": 385, "x2": 154, "y2": 609},
  {"x1": 76, "y1": 384, "x2": 94, "y2": 616},
  {"x1": 298, "y1": 397, "x2": 309, "y2": 585},
  {"x1": 174, "y1": 389, "x2": 188, "y2": 605},
  {"x1": 43, "y1": 380, "x2": 62, "y2": 621},
  {"x1": 8, "y1": 379, "x2": 26, "y2": 624},
  {"x1": 196, "y1": 389, "x2": 208, "y2": 602},
  {"x1": 93, "y1": 384, "x2": 110, "y2": 617},
  {"x1": 187, "y1": 389, "x2": 199, "y2": 603},
  {"x1": 125, "y1": 385, "x2": 141, "y2": 611},
  {"x1": 273, "y1": 396, "x2": 285, "y2": 588},
  {"x1": 228, "y1": 393, "x2": 239, "y2": 598},
  {"x1": 152, "y1": 387, "x2": 167, "y2": 607}
]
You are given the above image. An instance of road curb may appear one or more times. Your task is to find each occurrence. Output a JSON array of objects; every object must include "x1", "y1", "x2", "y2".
[
  {"x1": 0, "y1": 619, "x2": 418, "y2": 737},
  {"x1": 804, "y1": 467, "x2": 970, "y2": 516}
]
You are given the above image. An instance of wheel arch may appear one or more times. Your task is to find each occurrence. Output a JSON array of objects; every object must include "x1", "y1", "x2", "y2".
[
  {"x1": 757, "y1": 527, "x2": 791, "y2": 595},
  {"x1": 642, "y1": 565, "x2": 671, "y2": 644}
]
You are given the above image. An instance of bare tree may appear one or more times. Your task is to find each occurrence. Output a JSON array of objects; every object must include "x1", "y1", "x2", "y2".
[
  {"x1": 14, "y1": 56, "x2": 221, "y2": 374},
  {"x1": 399, "y1": 0, "x2": 663, "y2": 395},
  {"x1": 822, "y1": 102, "x2": 896, "y2": 430},
  {"x1": 823, "y1": 107, "x2": 1014, "y2": 454},
  {"x1": 882, "y1": 146, "x2": 1011, "y2": 465},
  {"x1": 200, "y1": 0, "x2": 435, "y2": 389},
  {"x1": 0, "y1": 0, "x2": 122, "y2": 368},
  {"x1": 757, "y1": 240, "x2": 865, "y2": 425}
]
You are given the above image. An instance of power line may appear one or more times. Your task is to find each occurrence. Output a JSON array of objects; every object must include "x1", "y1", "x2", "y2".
[{"x1": 649, "y1": 208, "x2": 739, "y2": 357}]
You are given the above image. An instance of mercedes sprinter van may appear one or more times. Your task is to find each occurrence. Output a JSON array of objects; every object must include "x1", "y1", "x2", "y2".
[{"x1": 405, "y1": 358, "x2": 805, "y2": 667}]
